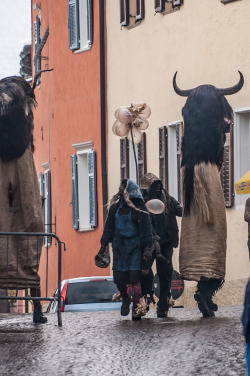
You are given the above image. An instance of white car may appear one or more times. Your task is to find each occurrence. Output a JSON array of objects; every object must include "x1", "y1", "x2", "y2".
[{"x1": 46, "y1": 276, "x2": 122, "y2": 313}]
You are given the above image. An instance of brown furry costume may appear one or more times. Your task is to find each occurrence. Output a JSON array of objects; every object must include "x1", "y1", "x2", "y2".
[
  {"x1": 0, "y1": 74, "x2": 46, "y2": 290},
  {"x1": 173, "y1": 71, "x2": 244, "y2": 316}
]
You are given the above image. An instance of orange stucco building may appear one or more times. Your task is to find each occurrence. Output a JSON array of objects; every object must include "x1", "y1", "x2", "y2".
[{"x1": 31, "y1": 0, "x2": 109, "y2": 298}]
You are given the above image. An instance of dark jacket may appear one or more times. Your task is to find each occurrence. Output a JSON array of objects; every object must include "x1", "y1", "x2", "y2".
[
  {"x1": 245, "y1": 197, "x2": 250, "y2": 238},
  {"x1": 242, "y1": 279, "x2": 250, "y2": 343},
  {"x1": 101, "y1": 200, "x2": 153, "y2": 249},
  {"x1": 140, "y1": 172, "x2": 182, "y2": 248}
]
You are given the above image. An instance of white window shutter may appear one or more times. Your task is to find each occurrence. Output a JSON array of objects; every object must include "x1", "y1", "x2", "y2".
[
  {"x1": 87, "y1": 0, "x2": 93, "y2": 46},
  {"x1": 71, "y1": 154, "x2": 79, "y2": 230},
  {"x1": 88, "y1": 150, "x2": 97, "y2": 228},
  {"x1": 45, "y1": 170, "x2": 52, "y2": 242}
]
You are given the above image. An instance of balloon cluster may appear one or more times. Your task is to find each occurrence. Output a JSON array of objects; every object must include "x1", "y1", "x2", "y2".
[{"x1": 113, "y1": 103, "x2": 151, "y2": 144}]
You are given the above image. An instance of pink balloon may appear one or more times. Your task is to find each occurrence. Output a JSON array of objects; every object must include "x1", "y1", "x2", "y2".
[
  {"x1": 116, "y1": 107, "x2": 133, "y2": 124},
  {"x1": 126, "y1": 126, "x2": 142, "y2": 145},
  {"x1": 138, "y1": 119, "x2": 149, "y2": 130},
  {"x1": 133, "y1": 103, "x2": 151, "y2": 119},
  {"x1": 114, "y1": 120, "x2": 129, "y2": 137},
  {"x1": 146, "y1": 199, "x2": 165, "y2": 214}
]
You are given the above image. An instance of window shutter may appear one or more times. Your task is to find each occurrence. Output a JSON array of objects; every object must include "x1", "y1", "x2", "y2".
[
  {"x1": 120, "y1": 0, "x2": 129, "y2": 27},
  {"x1": 87, "y1": 0, "x2": 93, "y2": 46},
  {"x1": 68, "y1": 0, "x2": 80, "y2": 50},
  {"x1": 71, "y1": 154, "x2": 79, "y2": 230},
  {"x1": 138, "y1": 132, "x2": 147, "y2": 184},
  {"x1": 88, "y1": 150, "x2": 98, "y2": 228},
  {"x1": 172, "y1": 0, "x2": 183, "y2": 8},
  {"x1": 120, "y1": 137, "x2": 129, "y2": 180},
  {"x1": 176, "y1": 122, "x2": 184, "y2": 204},
  {"x1": 136, "y1": 0, "x2": 145, "y2": 22},
  {"x1": 154, "y1": 0, "x2": 165, "y2": 13},
  {"x1": 34, "y1": 16, "x2": 41, "y2": 73},
  {"x1": 45, "y1": 170, "x2": 52, "y2": 242},
  {"x1": 220, "y1": 128, "x2": 234, "y2": 208},
  {"x1": 159, "y1": 126, "x2": 168, "y2": 190}
]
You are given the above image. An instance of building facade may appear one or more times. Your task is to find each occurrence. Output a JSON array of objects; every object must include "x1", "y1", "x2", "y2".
[
  {"x1": 106, "y1": 0, "x2": 250, "y2": 307},
  {"x1": 31, "y1": 0, "x2": 109, "y2": 299}
]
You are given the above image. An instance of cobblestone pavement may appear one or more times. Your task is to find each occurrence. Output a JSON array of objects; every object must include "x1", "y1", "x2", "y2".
[{"x1": 0, "y1": 305, "x2": 246, "y2": 376}]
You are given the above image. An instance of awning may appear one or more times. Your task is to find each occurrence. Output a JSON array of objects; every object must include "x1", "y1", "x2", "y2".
[{"x1": 235, "y1": 171, "x2": 250, "y2": 195}]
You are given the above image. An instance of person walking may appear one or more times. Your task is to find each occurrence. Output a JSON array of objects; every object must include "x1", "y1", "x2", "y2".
[
  {"x1": 96, "y1": 179, "x2": 153, "y2": 320},
  {"x1": 242, "y1": 278, "x2": 250, "y2": 376},
  {"x1": 245, "y1": 197, "x2": 250, "y2": 258},
  {"x1": 140, "y1": 172, "x2": 182, "y2": 318}
]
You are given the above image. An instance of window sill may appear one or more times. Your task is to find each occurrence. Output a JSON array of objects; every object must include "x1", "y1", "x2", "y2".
[
  {"x1": 78, "y1": 227, "x2": 95, "y2": 233},
  {"x1": 162, "y1": 7, "x2": 180, "y2": 16},
  {"x1": 126, "y1": 21, "x2": 142, "y2": 30},
  {"x1": 221, "y1": 0, "x2": 241, "y2": 3},
  {"x1": 75, "y1": 44, "x2": 92, "y2": 54}
]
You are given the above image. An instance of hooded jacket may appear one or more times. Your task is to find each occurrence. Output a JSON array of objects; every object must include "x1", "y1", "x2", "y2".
[{"x1": 140, "y1": 173, "x2": 182, "y2": 248}]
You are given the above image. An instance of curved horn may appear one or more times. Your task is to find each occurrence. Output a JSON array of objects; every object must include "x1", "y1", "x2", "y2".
[
  {"x1": 173, "y1": 71, "x2": 193, "y2": 97},
  {"x1": 217, "y1": 70, "x2": 244, "y2": 96},
  {"x1": 32, "y1": 69, "x2": 54, "y2": 91}
]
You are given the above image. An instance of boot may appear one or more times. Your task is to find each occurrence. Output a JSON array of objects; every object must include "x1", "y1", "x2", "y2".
[
  {"x1": 33, "y1": 302, "x2": 47, "y2": 324},
  {"x1": 194, "y1": 291, "x2": 215, "y2": 318},
  {"x1": 205, "y1": 290, "x2": 218, "y2": 312},
  {"x1": 120, "y1": 295, "x2": 130, "y2": 316}
]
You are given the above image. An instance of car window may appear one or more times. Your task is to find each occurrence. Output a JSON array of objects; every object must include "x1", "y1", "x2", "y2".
[{"x1": 65, "y1": 280, "x2": 119, "y2": 304}]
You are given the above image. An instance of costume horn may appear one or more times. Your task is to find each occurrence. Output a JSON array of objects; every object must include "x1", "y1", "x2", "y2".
[{"x1": 173, "y1": 70, "x2": 244, "y2": 97}]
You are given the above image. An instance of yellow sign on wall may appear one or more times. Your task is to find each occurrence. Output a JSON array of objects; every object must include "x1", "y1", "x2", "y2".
[{"x1": 235, "y1": 171, "x2": 250, "y2": 195}]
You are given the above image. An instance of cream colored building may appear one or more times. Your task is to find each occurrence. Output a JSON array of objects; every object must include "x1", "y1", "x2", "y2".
[{"x1": 106, "y1": 0, "x2": 250, "y2": 307}]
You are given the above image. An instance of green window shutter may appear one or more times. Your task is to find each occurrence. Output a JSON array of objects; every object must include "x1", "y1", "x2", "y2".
[
  {"x1": 138, "y1": 132, "x2": 147, "y2": 185},
  {"x1": 154, "y1": 0, "x2": 165, "y2": 13},
  {"x1": 68, "y1": 0, "x2": 80, "y2": 50},
  {"x1": 120, "y1": 0, "x2": 129, "y2": 27},
  {"x1": 220, "y1": 127, "x2": 234, "y2": 208},
  {"x1": 120, "y1": 137, "x2": 129, "y2": 180},
  {"x1": 87, "y1": 0, "x2": 93, "y2": 46},
  {"x1": 88, "y1": 150, "x2": 98, "y2": 228},
  {"x1": 34, "y1": 16, "x2": 41, "y2": 73},
  {"x1": 71, "y1": 154, "x2": 79, "y2": 230},
  {"x1": 45, "y1": 170, "x2": 52, "y2": 243},
  {"x1": 136, "y1": 0, "x2": 145, "y2": 22},
  {"x1": 159, "y1": 126, "x2": 168, "y2": 190}
]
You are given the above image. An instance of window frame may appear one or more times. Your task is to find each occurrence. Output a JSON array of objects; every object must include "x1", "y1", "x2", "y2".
[
  {"x1": 71, "y1": 142, "x2": 98, "y2": 231},
  {"x1": 68, "y1": 0, "x2": 93, "y2": 52}
]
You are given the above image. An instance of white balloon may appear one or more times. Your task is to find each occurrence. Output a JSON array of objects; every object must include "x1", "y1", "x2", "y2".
[{"x1": 115, "y1": 106, "x2": 127, "y2": 119}]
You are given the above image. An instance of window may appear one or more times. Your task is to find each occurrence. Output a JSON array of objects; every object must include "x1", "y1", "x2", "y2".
[
  {"x1": 38, "y1": 166, "x2": 52, "y2": 245},
  {"x1": 234, "y1": 109, "x2": 250, "y2": 208},
  {"x1": 71, "y1": 142, "x2": 97, "y2": 231},
  {"x1": 154, "y1": 0, "x2": 183, "y2": 14},
  {"x1": 159, "y1": 126, "x2": 168, "y2": 189},
  {"x1": 33, "y1": 16, "x2": 41, "y2": 73},
  {"x1": 166, "y1": 121, "x2": 183, "y2": 204},
  {"x1": 120, "y1": 0, "x2": 145, "y2": 28},
  {"x1": 120, "y1": 133, "x2": 147, "y2": 184},
  {"x1": 68, "y1": 0, "x2": 93, "y2": 51}
]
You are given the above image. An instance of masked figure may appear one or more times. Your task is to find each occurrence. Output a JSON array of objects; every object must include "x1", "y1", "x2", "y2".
[
  {"x1": 98, "y1": 179, "x2": 153, "y2": 320},
  {"x1": 173, "y1": 71, "x2": 244, "y2": 317},
  {"x1": 0, "y1": 71, "x2": 51, "y2": 323},
  {"x1": 140, "y1": 173, "x2": 182, "y2": 317}
]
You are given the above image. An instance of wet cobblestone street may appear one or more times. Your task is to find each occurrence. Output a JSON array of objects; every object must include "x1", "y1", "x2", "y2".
[{"x1": 0, "y1": 305, "x2": 246, "y2": 376}]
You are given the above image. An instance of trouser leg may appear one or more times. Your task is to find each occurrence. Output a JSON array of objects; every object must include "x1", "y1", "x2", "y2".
[{"x1": 156, "y1": 245, "x2": 173, "y2": 311}]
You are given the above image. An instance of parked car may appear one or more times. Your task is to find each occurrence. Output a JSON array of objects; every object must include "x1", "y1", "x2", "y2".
[{"x1": 46, "y1": 276, "x2": 122, "y2": 313}]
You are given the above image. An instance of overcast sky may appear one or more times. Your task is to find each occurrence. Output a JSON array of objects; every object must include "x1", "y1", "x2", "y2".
[{"x1": 0, "y1": 0, "x2": 31, "y2": 80}]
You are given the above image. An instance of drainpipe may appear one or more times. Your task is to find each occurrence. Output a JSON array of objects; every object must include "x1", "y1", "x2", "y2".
[{"x1": 99, "y1": 0, "x2": 108, "y2": 222}]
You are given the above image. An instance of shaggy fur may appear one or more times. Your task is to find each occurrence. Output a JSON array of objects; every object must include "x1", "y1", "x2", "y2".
[
  {"x1": 0, "y1": 76, "x2": 36, "y2": 161},
  {"x1": 181, "y1": 85, "x2": 233, "y2": 216}
]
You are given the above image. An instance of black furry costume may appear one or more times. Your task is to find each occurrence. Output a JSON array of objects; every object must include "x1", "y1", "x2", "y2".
[{"x1": 173, "y1": 71, "x2": 244, "y2": 317}]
